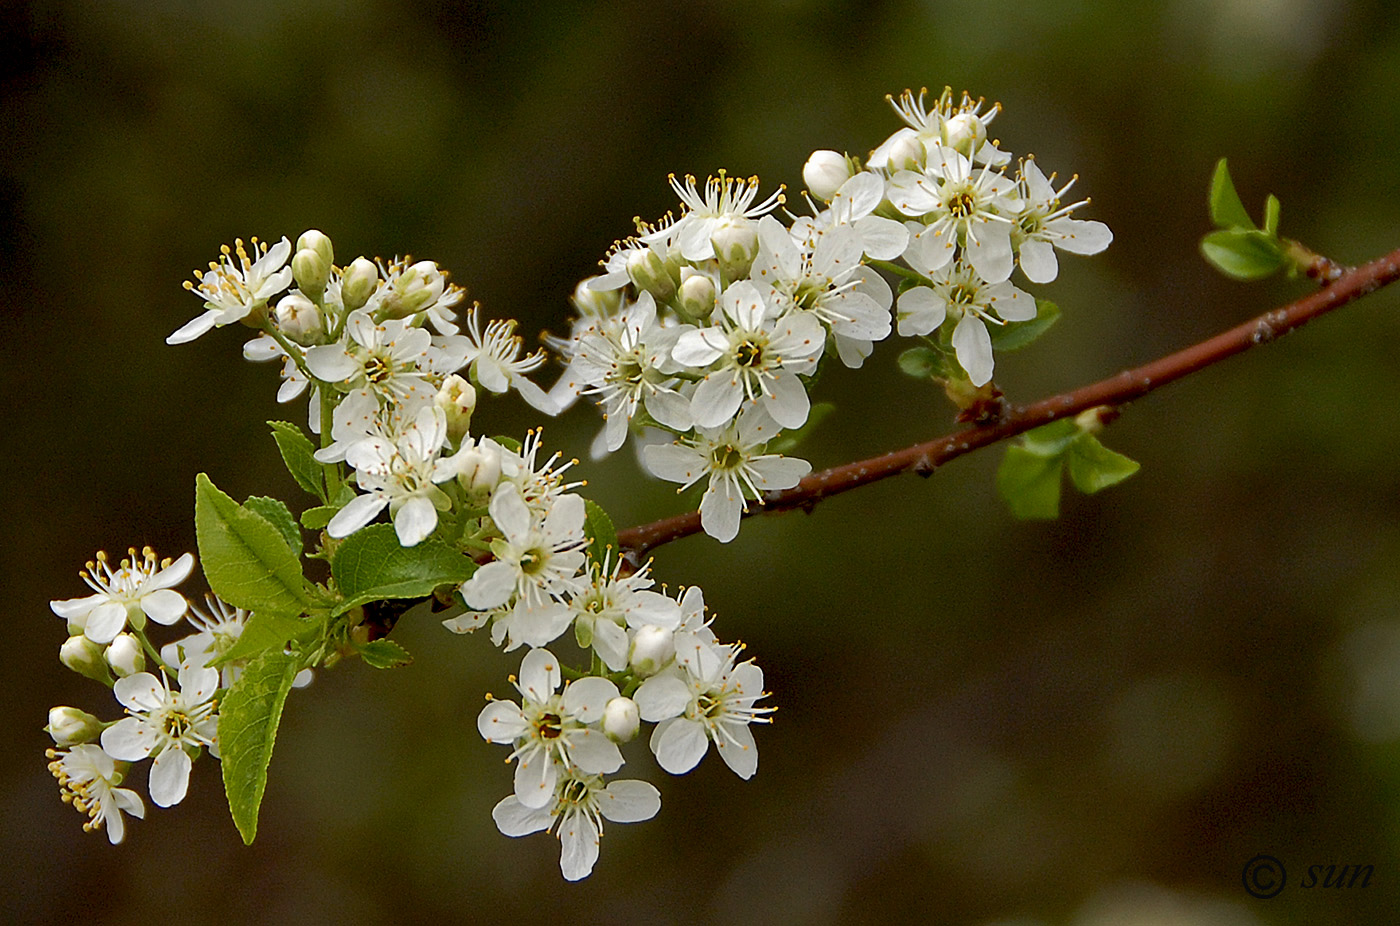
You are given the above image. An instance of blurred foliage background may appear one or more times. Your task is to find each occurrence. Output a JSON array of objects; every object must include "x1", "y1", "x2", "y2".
[{"x1": 5, "y1": 0, "x2": 1400, "y2": 923}]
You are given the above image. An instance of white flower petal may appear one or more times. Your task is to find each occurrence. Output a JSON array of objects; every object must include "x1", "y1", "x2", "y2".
[
  {"x1": 599, "y1": 779, "x2": 662, "y2": 824},
  {"x1": 492, "y1": 795, "x2": 552, "y2": 837},
  {"x1": 652, "y1": 717, "x2": 711, "y2": 775},
  {"x1": 148, "y1": 747, "x2": 193, "y2": 807}
]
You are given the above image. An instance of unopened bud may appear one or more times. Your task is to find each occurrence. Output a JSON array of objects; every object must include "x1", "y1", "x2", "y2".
[
  {"x1": 629, "y1": 624, "x2": 675, "y2": 677},
  {"x1": 710, "y1": 218, "x2": 760, "y2": 282},
  {"x1": 46, "y1": 706, "x2": 104, "y2": 747},
  {"x1": 105, "y1": 633, "x2": 145, "y2": 678},
  {"x1": 378, "y1": 260, "x2": 446, "y2": 320},
  {"x1": 803, "y1": 149, "x2": 855, "y2": 202},
  {"x1": 676, "y1": 270, "x2": 717, "y2": 322},
  {"x1": 572, "y1": 278, "x2": 622, "y2": 316},
  {"x1": 292, "y1": 248, "x2": 332, "y2": 303},
  {"x1": 941, "y1": 112, "x2": 986, "y2": 159},
  {"x1": 274, "y1": 292, "x2": 325, "y2": 345},
  {"x1": 626, "y1": 247, "x2": 678, "y2": 304},
  {"x1": 456, "y1": 442, "x2": 503, "y2": 496},
  {"x1": 602, "y1": 696, "x2": 641, "y2": 743},
  {"x1": 436, "y1": 374, "x2": 477, "y2": 444},
  {"x1": 341, "y1": 257, "x2": 379, "y2": 313},
  {"x1": 885, "y1": 132, "x2": 925, "y2": 172},
  {"x1": 60, "y1": 635, "x2": 110, "y2": 683},
  {"x1": 296, "y1": 229, "x2": 334, "y2": 267}
]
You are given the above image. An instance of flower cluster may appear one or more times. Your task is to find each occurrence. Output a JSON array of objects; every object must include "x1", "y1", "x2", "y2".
[
  {"x1": 541, "y1": 87, "x2": 1110, "y2": 542},
  {"x1": 46, "y1": 550, "x2": 291, "y2": 843}
]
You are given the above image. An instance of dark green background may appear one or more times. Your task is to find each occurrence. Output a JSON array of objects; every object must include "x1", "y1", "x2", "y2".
[{"x1": 5, "y1": 1, "x2": 1400, "y2": 923}]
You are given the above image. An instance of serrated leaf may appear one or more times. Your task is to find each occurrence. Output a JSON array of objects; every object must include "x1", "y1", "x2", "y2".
[
  {"x1": 356, "y1": 639, "x2": 413, "y2": 669},
  {"x1": 1018, "y1": 418, "x2": 1082, "y2": 457},
  {"x1": 1067, "y1": 433, "x2": 1141, "y2": 493},
  {"x1": 990, "y1": 299, "x2": 1060, "y2": 352},
  {"x1": 219, "y1": 648, "x2": 301, "y2": 845},
  {"x1": 1263, "y1": 193, "x2": 1281, "y2": 237},
  {"x1": 1201, "y1": 229, "x2": 1287, "y2": 281},
  {"x1": 1209, "y1": 159, "x2": 1255, "y2": 230},
  {"x1": 269, "y1": 421, "x2": 325, "y2": 502},
  {"x1": 300, "y1": 505, "x2": 337, "y2": 530},
  {"x1": 897, "y1": 346, "x2": 944, "y2": 380},
  {"x1": 766, "y1": 402, "x2": 836, "y2": 456},
  {"x1": 195, "y1": 474, "x2": 311, "y2": 614},
  {"x1": 582, "y1": 499, "x2": 619, "y2": 566},
  {"x1": 216, "y1": 610, "x2": 317, "y2": 666},
  {"x1": 244, "y1": 496, "x2": 302, "y2": 558},
  {"x1": 330, "y1": 523, "x2": 477, "y2": 615},
  {"x1": 997, "y1": 445, "x2": 1065, "y2": 519}
]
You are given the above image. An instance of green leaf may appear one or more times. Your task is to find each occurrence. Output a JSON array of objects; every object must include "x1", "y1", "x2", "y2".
[
  {"x1": 990, "y1": 299, "x2": 1060, "y2": 352},
  {"x1": 299, "y1": 505, "x2": 337, "y2": 530},
  {"x1": 1201, "y1": 229, "x2": 1287, "y2": 281},
  {"x1": 243, "y1": 496, "x2": 302, "y2": 559},
  {"x1": 1263, "y1": 193, "x2": 1281, "y2": 237},
  {"x1": 582, "y1": 499, "x2": 619, "y2": 566},
  {"x1": 269, "y1": 421, "x2": 325, "y2": 502},
  {"x1": 356, "y1": 639, "x2": 413, "y2": 669},
  {"x1": 766, "y1": 401, "x2": 836, "y2": 456},
  {"x1": 492, "y1": 435, "x2": 523, "y2": 454},
  {"x1": 997, "y1": 445, "x2": 1065, "y2": 519},
  {"x1": 195, "y1": 474, "x2": 311, "y2": 614},
  {"x1": 1067, "y1": 434, "x2": 1141, "y2": 494},
  {"x1": 1018, "y1": 418, "x2": 1082, "y2": 457},
  {"x1": 1209, "y1": 159, "x2": 1255, "y2": 229},
  {"x1": 898, "y1": 345, "x2": 945, "y2": 380},
  {"x1": 216, "y1": 610, "x2": 317, "y2": 665},
  {"x1": 219, "y1": 648, "x2": 301, "y2": 845},
  {"x1": 330, "y1": 524, "x2": 477, "y2": 615}
]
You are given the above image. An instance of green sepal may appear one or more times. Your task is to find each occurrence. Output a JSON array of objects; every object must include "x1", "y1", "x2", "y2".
[
  {"x1": 195, "y1": 474, "x2": 312, "y2": 615},
  {"x1": 1201, "y1": 229, "x2": 1287, "y2": 281},
  {"x1": 215, "y1": 610, "x2": 317, "y2": 666},
  {"x1": 299, "y1": 506, "x2": 337, "y2": 530},
  {"x1": 268, "y1": 421, "x2": 326, "y2": 502},
  {"x1": 1067, "y1": 433, "x2": 1141, "y2": 493},
  {"x1": 1209, "y1": 159, "x2": 1255, "y2": 230},
  {"x1": 330, "y1": 523, "x2": 477, "y2": 616},
  {"x1": 243, "y1": 496, "x2": 302, "y2": 559},
  {"x1": 356, "y1": 639, "x2": 413, "y2": 669},
  {"x1": 219, "y1": 648, "x2": 302, "y2": 845},
  {"x1": 898, "y1": 345, "x2": 947, "y2": 380},
  {"x1": 996, "y1": 445, "x2": 1065, "y2": 519},
  {"x1": 990, "y1": 299, "x2": 1060, "y2": 352},
  {"x1": 574, "y1": 616, "x2": 595, "y2": 649},
  {"x1": 582, "y1": 499, "x2": 618, "y2": 566},
  {"x1": 766, "y1": 402, "x2": 835, "y2": 456},
  {"x1": 492, "y1": 435, "x2": 523, "y2": 454}
]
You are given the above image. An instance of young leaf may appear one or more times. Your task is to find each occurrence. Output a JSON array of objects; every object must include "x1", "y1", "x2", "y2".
[
  {"x1": 268, "y1": 421, "x2": 325, "y2": 502},
  {"x1": 1263, "y1": 193, "x2": 1281, "y2": 238},
  {"x1": 195, "y1": 474, "x2": 311, "y2": 615},
  {"x1": 997, "y1": 445, "x2": 1065, "y2": 519},
  {"x1": 1209, "y1": 159, "x2": 1255, "y2": 230},
  {"x1": 1067, "y1": 433, "x2": 1141, "y2": 493},
  {"x1": 216, "y1": 609, "x2": 317, "y2": 666},
  {"x1": 582, "y1": 499, "x2": 619, "y2": 565},
  {"x1": 356, "y1": 639, "x2": 413, "y2": 669},
  {"x1": 898, "y1": 346, "x2": 945, "y2": 380},
  {"x1": 244, "y1": 496, "x2": 302, "y2": 559},
  {"x1": 331, "y1": 523, "x2": 477, "y2": 615},
  {"x1": 1018, "y1": 418, "x2": 1082, "y2": 457},
  {"x1": 990, "y1": 299, "x2": 1060, "y2": 352},
  {"x1": 219, "y1": 648, "x2": 302, "y2": 845},
  {"x1": 1201, "y1": 229, "x2": 1287, "y2": 281},
  {"x1": 299, "y1": 505, "x2": 338, "y2": 530}
]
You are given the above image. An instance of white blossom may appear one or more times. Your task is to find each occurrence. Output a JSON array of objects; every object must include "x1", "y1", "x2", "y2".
[
  {"x1": 50, "y1": 548, "x2": 194, "y2": 645},
  {"x1": 169, "y1": 237, "x2": 293, "y2": 344},
  {"x1": 47, "y1": 744, "x2": 145, "y2": 844},
  {"x1": 101, "y1": 662, "x2": 220, "y2": 808}
]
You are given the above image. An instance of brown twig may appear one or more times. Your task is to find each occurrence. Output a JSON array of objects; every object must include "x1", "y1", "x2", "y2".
[{"x1": 617, "y1": 246, "x2": 1400, "y2": 557}]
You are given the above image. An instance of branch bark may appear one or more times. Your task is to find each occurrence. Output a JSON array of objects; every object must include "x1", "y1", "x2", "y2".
[{"x1": 617, "y1": 246, "x2": 1400, "y2": 557}]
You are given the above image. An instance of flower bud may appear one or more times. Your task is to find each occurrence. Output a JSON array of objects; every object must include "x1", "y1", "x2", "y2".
[
  {"x1": 803, "y1": 149, "x2": 854, "y2": 202},
  {"x1": 941, "y1": 112, "x2": 986, "y2": 159},
  {"x1": 436, "y1": 374, "x2": 477, "y2": 444},
  {"x1": 711, "y1": 218, "x2": 760, "y2": 282},
  {"x1": 626, "y1": 247, "x2": 678, "y2": 304},
  {"x1": 60, "y1": 635, "x2": 110, "y2": 683},
  {"x1": 104, "y1": 633, "x2": 145, "y2": 678},
  {"x1": 46, "y1": 706, "x2": 104, "y2": 747},
  {"x1": 629, "y1": 624, "x2": 675, "y2": 677},
  {"x1": 572, "y1": 278, "x2": 623, "y2": 317},
  {"x1": 602, "y1": 696, "x2": 641, "y2": 743},
  {"x1": 676, "y1": 270, "x2": 717, "y2": 322},
  {"x1": 292, "y1": 248, "x2": 332, "y2": 303},
  {"x1": 274, "y1": 292, "x2": 325, "y2": 345},
  {"x1": 884, "y1": 132, "x2": 925, "y2": 172},
  {"x1": 341, "y1": 257, "x2": 380, "y2": 313},
  {"x1": 456, "y1": 442, "x2": 503, "y2": 497},
  {"x1": 296, "y1": 229, "x2": 335, "y2": 268},
  {"x1": 378, "y1": 260, "x2": 446, "y2": 320}
]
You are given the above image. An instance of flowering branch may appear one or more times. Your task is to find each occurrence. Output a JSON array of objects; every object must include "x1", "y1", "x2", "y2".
[{"x1": 618, "y1": 245, "x2": 1400, "y2": 556}]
